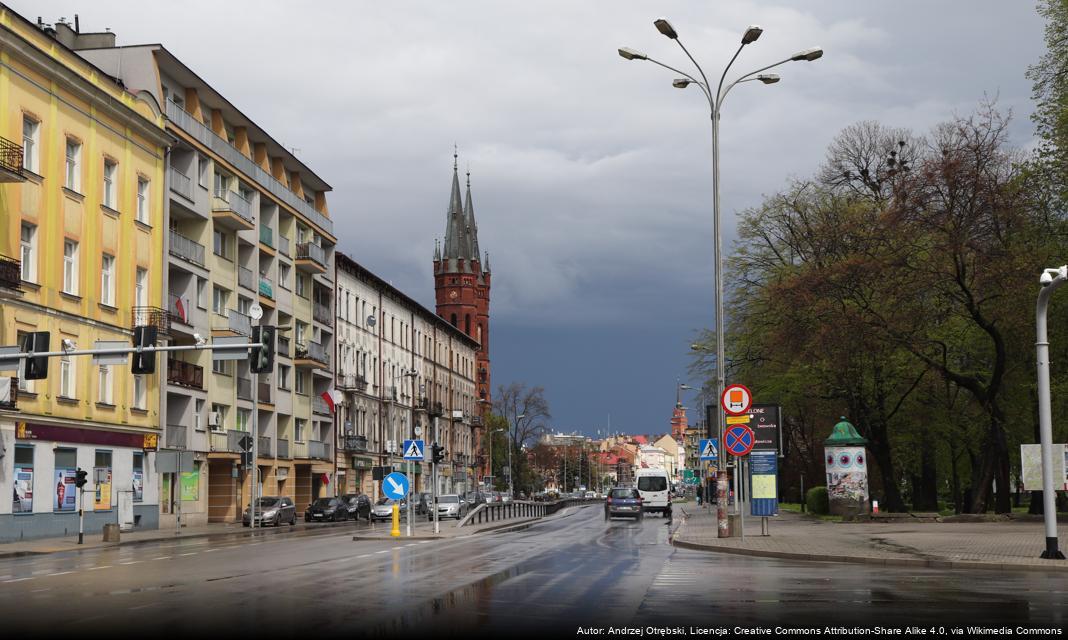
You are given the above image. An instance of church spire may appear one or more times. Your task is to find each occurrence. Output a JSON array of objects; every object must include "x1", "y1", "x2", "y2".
[
  {"x1": 464, "y1": 167, "x2": 482, "y2": 265},
  {"x1": 442, "y1": 148, "x2": 466, "y2": 263}
]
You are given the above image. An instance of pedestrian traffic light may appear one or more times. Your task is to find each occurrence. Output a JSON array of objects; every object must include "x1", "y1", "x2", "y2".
[
  {"x1": 22, "y1": 331, "x2": 50, "y2": 380},
  {"x1": 75, "y1": 468, "x2": 88, "y2": 488},
  {"x1": 432, "y1": 443, "x2": 445, "y2": 463},
  {"x1": 131, "y1": 326, "x2": 158, "y2": 374},
  {"x1": 250, "y1": 326, "x2": 275, "y2": 374}
]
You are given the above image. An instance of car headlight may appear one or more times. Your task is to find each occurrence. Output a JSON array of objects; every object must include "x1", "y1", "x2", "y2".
[{"x1": 262, "y1": 510, "x2": 277, "y2": 518}]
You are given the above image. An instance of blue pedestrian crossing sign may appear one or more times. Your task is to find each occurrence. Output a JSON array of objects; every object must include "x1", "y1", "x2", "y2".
[
  {"x1": 382, "y1": 472, "x2": 410, "y2": 499},
  {"x1": 699, "y1": 438, "x2": 719, "y2": 461},
  {"x1": 402, "y1": 439, "x2": 424, "y2": 461}
]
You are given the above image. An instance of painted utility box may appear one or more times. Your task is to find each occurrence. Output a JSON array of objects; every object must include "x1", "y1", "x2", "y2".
[{"x1": 823, "y1": 417, "x2": 869, "y2": 516}]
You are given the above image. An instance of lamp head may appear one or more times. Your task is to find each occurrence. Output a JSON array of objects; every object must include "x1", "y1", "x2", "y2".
[
  {"x1": 791, "y1": 46, "x2": 824, "y2": 62},
  {"x1": 654, "y1": 18, "x2": 678, "y2": 39},
  {"x1": 672, "y1": 78, "x2": 692, "y2": 89},
  {"x1": 618, "y1": 47, "x2": 648, "y2": 61},
  {"x1": 742, "y1": 25, "x2": 763, "y2": 44},
  {"x1": 757, "y1": 73, "x2": 780, "y2": 84}
]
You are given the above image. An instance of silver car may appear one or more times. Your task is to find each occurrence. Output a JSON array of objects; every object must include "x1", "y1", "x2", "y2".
[
  {"x1": 430, "y1": 494, "x2": 468, "y2": 520},
  {"x1": 371, "y1": 497, "x2": 408, "y2": 522}
]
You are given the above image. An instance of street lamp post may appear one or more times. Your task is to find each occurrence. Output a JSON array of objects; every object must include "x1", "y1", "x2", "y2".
[
  {"x1": 508, "y1": 413, "x2": 524, "y2": 499},
  {"x1": 620, "y1": 18, "x2": 822, "y2": 539},
  {"x1": 1036, "y1": 266, "x2": 1067, "y2": 559}
]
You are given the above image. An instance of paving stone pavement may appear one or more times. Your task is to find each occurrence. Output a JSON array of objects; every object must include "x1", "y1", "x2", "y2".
[{"x1": 672, "y1": 505, "x2": 1068, "y2": 571}]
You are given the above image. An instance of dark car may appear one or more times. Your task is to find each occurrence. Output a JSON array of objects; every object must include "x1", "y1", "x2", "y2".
[
  {"x1": 243, "y1": 496, "x2": 296, "y2": 527},
  {"x1": 605, "y1": 487, "x2": 643, "y2": 521},
  {"x1": 340, "y1": 494, "x2": 371, "y2": 521},
  {"x1": 305, "y1": 497, "x2": 346, "y2": 522}
]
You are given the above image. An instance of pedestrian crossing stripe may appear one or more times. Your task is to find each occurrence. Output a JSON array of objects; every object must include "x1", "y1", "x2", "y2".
[{"x1": 402, "y1": 439, "x2": 424, "y2": 460}]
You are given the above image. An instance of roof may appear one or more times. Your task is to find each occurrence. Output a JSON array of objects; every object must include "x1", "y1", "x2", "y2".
[{"x1": 631, "y1": 435, "x2": 648, "y2": 445}]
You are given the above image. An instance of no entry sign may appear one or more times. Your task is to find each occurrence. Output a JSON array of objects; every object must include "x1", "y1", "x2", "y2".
[
  {"x1": 724, "y1": 424, "x2": 755, "y2": 457},
  {"x1": 721, "y1": 384, "x2": 753, "y2": 416}
]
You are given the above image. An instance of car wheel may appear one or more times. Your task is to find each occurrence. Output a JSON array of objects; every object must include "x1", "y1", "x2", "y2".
[
  {"x1": 637, "y1": 512, "x2": 644, "y2": 521},
  {"x1": 290, "y1": 514, "x2": 296, "y2": 526}
]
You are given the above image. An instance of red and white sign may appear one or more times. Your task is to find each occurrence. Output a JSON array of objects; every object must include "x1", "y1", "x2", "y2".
[{"x1": 720, "y1": 384, "x2": 753, "y2": 416}]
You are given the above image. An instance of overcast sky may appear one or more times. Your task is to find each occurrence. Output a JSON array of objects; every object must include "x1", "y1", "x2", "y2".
[{"x1": 22, "y1": 1, "x2": 1048, "y2": 437}]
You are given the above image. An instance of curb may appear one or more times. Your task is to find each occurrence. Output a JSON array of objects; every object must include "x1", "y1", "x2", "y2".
[{"x1": 352, "y1": 535, "x2": 444, "y2": 541}]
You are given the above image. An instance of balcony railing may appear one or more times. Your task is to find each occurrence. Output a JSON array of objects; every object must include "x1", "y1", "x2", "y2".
[
  {"x1": 0, "y1": 254, "x2": 22, "y2": 293},
  {"x1": 313, "y1": 302, "x2": 331, "y2": 325},
  {"x1": 238, "y1": 266, "x2": 255, "y2": 291},
  {"x1": 229, "y1": 309, "x2": 252, "y2": 336},
  {"x1": 169, "y1": 167, "x2": 193, "y2": 200},
  {"x1": 295, "y1": 341, "x2": 329, "y2": 367},
  {"x1": 259, "y1": 226, "x2": 274, "y2": 248},
  {"x1": 342, "y1": 435, "x2": 368, "y2": 453},
  {"x1": 167, "y1": 359, "x2": 204, "y2": 389},
  {"x1": 168, "y1": 293, "x2": 192, "y2": 325},
  {"x1": 237, "y1": 377, "x2": 252, "y2": 401},
  {"x1": 309, "y1": 440, "x2": 330, "y2": 460},
  {"x1": 169, "y1": 230, "x2": 206, "y2": 266},
  {"x1": 213, "y1": 189, "x2": 254, "y2": 225},
  {"x1": 224, "y1": 429, "x2": 248, "y2": 454},
  {"x1": 337, "y1": 374, "x2": 367, "y2": 391},
  {"x1": 258, "y1": 436, "x2": 272, "y2": 458},
  {"x1": 0, "y1": 136, "x2": 25, "y2": 181},
  {"x1": 165, "y1": 424, "x2": 187, "y2": 449},
  {"x1": 259, "y1": 276, "x2": 274, "y2": 299},
  {"x1": 277, "y1": 438, "x2": 290, "y2": 459},
  {"x1": 131, "y1": 307, "x2": 170, "y2": 336},
  {"x1": 312, "y1": 396, "x2": 331, "y2": 415},
  {"x1": 296, "y1": 242, "x2": 326, "y2": 267},
  {"x1": 0, "y1": 377, "x2": 17, "y2": 410},
  {"x1": 258, "y1": 381, "x2": 272, "y2": 403},
  {"x1": 278, "y1": 336, "x2": 291, "y2": 358},
  {"x1": 278, "y1": 235, "x2": 290, "y2": 256},
  {"x1": 165, "y1": 101, "x2": 333, "y2": 235}
]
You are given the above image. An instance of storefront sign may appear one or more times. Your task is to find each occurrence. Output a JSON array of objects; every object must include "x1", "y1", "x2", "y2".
[
  {"x1": 180, "y1": 471, "x2": 199, "y2": 501},
  {"x1": 54, "y1": 469, "x2": 77, "y2": 511},
  {"x1": 95, "y1": 468, "x2": 113, "y2": 510},
  {"x1": 14, "y1": 465, "x2": 33, "y2": 512},
  {"x1": 18, "y1": 422, "x2": 151, "y2": 449}
]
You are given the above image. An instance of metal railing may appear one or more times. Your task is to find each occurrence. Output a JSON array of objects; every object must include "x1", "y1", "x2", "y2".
[
  {"x1": 259, "y1": 226, "x2": 274, "y2": 248},
  {"x1": 0, "y1": 377, "x2": 17, "y2": 410},
  {"x1": 458, "y1": 500, "x2": 547, "y2": 527},
  {"x1": 313, "y1": 302, "x2": 331, "y2": 325},
  {"x1": 0, "y1": 137, "x2": 24, "y2": 178},
  {"x1": 229, "y1": 309, "x2": 252, "y2": 336},
  {"x1": 165, "y1": 424, "x2": 187, "y2": 449},
  {"x1": 165, "y1": 101, "x2": 333, "y2": 235},
  {"x1": 0, "y1": 254, "x2": 22, "y2": 292},
  {"x1": 131, "y1": 307, "x2": 169, "y2": 335},
  {"x1": 169, "y1": 230, "x2": 206, "y2": 266},
  {"x1": 296, "y1": 242, "x2": 326, "y2": 267},
  {"x1": 309, "y1": 440, "x2": 330, "y2": 460},
  {"x1": 295, "y1": 341, "x2": 329, "y2": 366},
  {"x1": 169, "y1": 167, "x2": 193, "y2": 200},
  {"x1": 238, "y1": 266, "x2": 255, "y2": 291},
  {"x1": 278, "y1": 336, "x2": 291, "y2": 358},
  {"x1": 258, "y1": 381, "x2": 272, "y2": 403},
  {"x1": 337, "y1": 374, "x2": 367, "y2": 391},
  {"x1": 237, "y1": 377, "x2": 252, "y2": 401},
  {"x1": 224, "y1": 429, "x2": 247, "y2": 453},
  {"x1": 278, "y1": 235, "x2": 290, "y2": 256},
  {"x1": 312, "y1": 396, "x2": 331, "y2": 415},
  {"x1": 277, "y1": 438, "x2": 290, "y2": 459},
  {"x1": 341, "y1": 435, "x2": 368, "y2": 452},
  {"x1": 213, "y1": 189, "x2": 254, "y2": 225},
  {"x1": 259, "y1": 276, "x2": 274, "y2": 299},
  {"x1": 258, "y1": 436, "x2": 272, "y2": 458},
  {"x1": 167, "y1": 359, "x2": 204, "y2": 389}
]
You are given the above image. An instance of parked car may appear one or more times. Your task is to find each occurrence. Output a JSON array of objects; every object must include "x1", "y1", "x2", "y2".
[
  {"x1": 243, "y1": 496, "x2": 296, "y2": 527},
  {"x1": 500, "y1": 492, "x2": 513, "y2": 504},
  {"x1": 464, "y1": 490, "x2": 488, "y2": 507},
  {"x1": 430, "y1": 494, "x2": 468, "y2": 520},
  {"x1": 605, "y1": 487, "x2": 643, "y2": 521},
  {"x1": 304, "y1": 497, "x2": 346, "y2": 523},
  {"x1": 371, "y1": 497, "x2": 408, "y2": 522},
  {"x1": 635, "y1": 468, "x2": 672, "y2": 518},
  {"x1": 339, "y1": 494, "x2": 371, "y2": 521},
  {"x1": 584, "y1": 491, "x2": 597, "y2": 499}
]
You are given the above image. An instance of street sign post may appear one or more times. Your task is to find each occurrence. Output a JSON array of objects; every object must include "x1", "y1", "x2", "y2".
[
  {"x1": 724, "y1": 425, "x2": 755, "y2": 457},
  {"x1": 699, "y1": 438, "x2": 719, "y2": 462},
  {"x1": 382, "y1": 472, "x2": 409, "y2": 499},
  {"x1": 402, "y1": 439, "x2": 425, "y2": 460},
  {"x1": 721, "y1": 384, "x2": 753, "y2": 416}
]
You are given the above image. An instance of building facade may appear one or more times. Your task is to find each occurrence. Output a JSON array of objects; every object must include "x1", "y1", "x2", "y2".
[
  {"x1": 336, "y1": 253, "x2": 480, "y2": 498},
  {"x1": 77, "y1": 38, "x2": 337, "y2": 524},
  {"x1": 0, "y1": 12, "x2": 172, "y2": 540}
]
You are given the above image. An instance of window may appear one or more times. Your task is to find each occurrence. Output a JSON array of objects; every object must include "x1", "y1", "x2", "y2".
[
  {"x1": 103, "y1": 159, "x2": 117, "y2": 209},
  {"x1": 278, "y1": 364, "x2": 290, "y2": 390},
  {"x1": 196, "y1": 277, "x2": 206, "y2": 309},
  {"x1": 212, "y1": 359, "x2": 231, "y2": 375},
  {"x1": 213, "y1": 171, "x2": 230, "y2": 198},
  {"x1": 132, "y1": 452, "x2": 144, "y2": 503},
  {"x1": 236, "y1": 408, "x2": 251, "y2": 432},
  {"x1": 135, "y1": 268, "x2": 148, "y2": 307},
  {"x1": 136, "y1": 178, "x2": 149, "y2": 223},
  {"x1": 279, "y1": 263, "x2": 291, "y2": 290},
  {"x1": 63, "y1": 240, "x2": 78, "y2": 295},
  {"x1": 60, "y1": 353, "x2": 75, "y2": 399},
  {"x1": 295, "y1": 274, "x2": 306, "y2": 297},
  {"x1": 133, "y1": 375, "x2": 146, "y2": 410},
  {"x1": 213, "y1": 230, "x2": 229, "y2": 259},
  {"x1": 211, "y1": 403, "x2": 227, "y2": 429},
  {"x1": 197, "y1": 154, "x2": 209, "y2": 188},
  {"x1": 295, "y1": 418, "x2": 306, "y2": 442},
  {"x1": 13, "y1": 445, "x2": 33, "y2": 513},
  {"x1": 20, "y1": 222, "x2": 36, "y2": 282},
  {"x1": 194, "y1": 399, "x2": 205, "y2": 431},
  {"x1": 16, "y1": 331, "x2": 33, "y2": 393},
  {"x1": 94, "y1": 450, "x2": 112, "y2": 510},
  {"x1": 22, "y1": 116, "x2": 39, "y2": 174},
  {"x1": 100, "y1": 254, "x2": 115, "y2": 306},
  {"x1": 212, "y1": 286, "x2": 228, "y2": 315},
  {"x1": 295, "y1": 322, "x2": 306, "y2": 345},
  {"x1": 97, "y1": 365, "x2": 113, "y2": 404},
  {"x1": 295, "y1": 370, "x2": 307, "y2": 394},
  {"x1": 237, "y1": 295, "x2": 251, "y2": 316},
  {"x1": 54, "y1": 448, "x2": 77, "y2": 512},
  {"x1": 64, "y1": 139, "x2": 81, "y2": 191}
]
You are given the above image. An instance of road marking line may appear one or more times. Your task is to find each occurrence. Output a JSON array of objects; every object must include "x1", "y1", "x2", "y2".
[
  {"x1": 178, "y1": 552, "x2": 198, "y2": 557},
  {"x1": 5, "y1": 577, "x2": 34, "y2": 583},
  {"x1": 204, "y1": 548, "x2": 220, "y2": 553},
  {"x1": 45, "y1": 571, "x2": 73, "y2": 577},
  {"x1": 404, "y1": 543, "x2": 417, "y2": 547},
  {"x1": 89, "y1": 566, "x2": 111, "y2": 571},
  {"x1": 356, "y1": 554, "x2": 371, "y2": 558},
  {"x1": 31, "y1": 588, "x2": 51, "y2": 593},
  {"x1": 375, "y1": 549, "x2": 389, "y2": 554},
  {"x1": 153, "y1": 556, "x2": 171, "y2": 561},
  {"x1": 120, "y1": 561, "x2": 141, "y2": 565},
  {"x1": 128, "y1": 602, "x2": 158, "y2": 611},
  {"x1": 418, "y1": 540, "x2": 432, "y2": 544}
]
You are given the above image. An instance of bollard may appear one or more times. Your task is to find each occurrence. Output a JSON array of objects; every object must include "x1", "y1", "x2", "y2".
[
  {"x1": 390, "y1": 503, "x2": 400, "y2": 538},
  {"x1": 873, "y1": 500, "x2": 879, "y2": 515}
]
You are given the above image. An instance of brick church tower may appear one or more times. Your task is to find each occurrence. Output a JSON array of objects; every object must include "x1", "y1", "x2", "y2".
[{"x1": 434, "y1": 153, "x2": 491, "y2": 408}]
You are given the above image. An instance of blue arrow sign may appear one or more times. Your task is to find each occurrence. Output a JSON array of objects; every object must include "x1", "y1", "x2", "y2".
[
  {"x1": 699, "y1": 438, "x2": 719, "y2": 461},
  {"x1": 382, "y1": 472, "x2": 410, "y2": 499},
  {"x1": 402, "y1": 439, "x2": 424, "y2": 461}
]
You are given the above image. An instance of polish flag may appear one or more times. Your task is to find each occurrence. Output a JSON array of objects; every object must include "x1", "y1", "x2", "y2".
[
  {"x1": 174, "y1": 298, "x2": 187, "y2": 322},
  {"x1": 321, "y1": 390, "x2": 336, "y2": 414},
  {"x1": 321, "y1": 473, "x2": 330, "y2": 485}
]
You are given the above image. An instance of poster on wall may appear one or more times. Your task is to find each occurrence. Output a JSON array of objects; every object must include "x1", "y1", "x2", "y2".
[
  {"x1": 825, "y1": 446, "x2": 869, "y2": 505},
  {"x1": 95, "y1": 468, "x2": 113, "y2": 511},
  {"x1": 180, "y1": 471, "x2": 198, "y2": 502},
  {"x1": 132, "y1": 470, "x2": 144, "y2": 502},
  {"x1": 54, "y1": 469, "x2": 77, "y2": 511},
  {"x1": 14, "y1": 465, "x2": 33, "y2": 512}
]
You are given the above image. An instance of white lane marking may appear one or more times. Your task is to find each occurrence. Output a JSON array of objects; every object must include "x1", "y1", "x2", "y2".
[
  {"x1": 120, "y1": 561, "x2": 141, "y2": 565},
  {"x1": 31, "y1": 588, "x2": 51, "y2": 593},
  {"x1": 128, "y1": 602, "x2": 158, "y2": 611},
  {"x1": 45, "y1": 571, "x2": 72, "y2": 577},
  {"x1": 89, "y1": 566, "x2": 111, "y2": 571},
  {"x1": 4, "y1": 577, "x2": 34, "y2": 583},
  {"x1": 153, "y1": 556, "x2": 171, "y2": 561},
  {"x1": 178, "y1": 552, "x2": 197, "y2": 557},
  {"x1": 203, "y1": 548, "x2": 220, "y2": 553},
  {"x1": 356, "y1": 554, "x2": 371, "y2": 558},
  {"x1": 375, "y1": 549, "x2": 389, "y2": 554},
  {"x1": 418, "y1": 540, "x2": 432, "y2": 544}
]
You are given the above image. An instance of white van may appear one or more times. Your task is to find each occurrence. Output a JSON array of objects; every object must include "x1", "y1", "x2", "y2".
[{"x1": 635, "y1": 468, "x2": 672, "y2": 517}]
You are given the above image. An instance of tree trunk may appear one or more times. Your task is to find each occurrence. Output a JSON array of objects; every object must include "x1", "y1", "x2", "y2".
[
  {"x1": 969, "y1": 407, "x2": 1012, "y2": 514},
  {"x1": 867, "y1": 434, "x2": 906, "y2": 512},
  {"x1": 912, "y1": 446, "x2": 938, "y2": 511}
]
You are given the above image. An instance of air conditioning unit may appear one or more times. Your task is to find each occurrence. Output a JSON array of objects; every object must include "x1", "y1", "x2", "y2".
[{"x1": 207, "y1": 411, "x2": 221, "y2": 428}]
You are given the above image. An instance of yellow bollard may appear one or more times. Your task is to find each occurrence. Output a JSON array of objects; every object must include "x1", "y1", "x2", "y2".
[{"x1": 391, "y1": 503, "x2": 400, "y2": 537}]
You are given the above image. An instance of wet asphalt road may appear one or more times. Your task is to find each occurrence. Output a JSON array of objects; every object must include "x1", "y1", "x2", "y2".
[{"x1": 0, "y1": 505, "x2": 1065, "y2": 637}]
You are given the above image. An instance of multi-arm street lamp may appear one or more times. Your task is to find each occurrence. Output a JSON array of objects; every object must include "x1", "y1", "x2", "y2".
[{"x1": 620, "y1": 18, "x2": 822, "y2": 538}]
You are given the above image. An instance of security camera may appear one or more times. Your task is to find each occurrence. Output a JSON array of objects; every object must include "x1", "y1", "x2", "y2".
[
  {"x1": 61, "y1": 339, "x2": 76, "y2": 351},
  {"x1": 194, "y1": 333, "x2": 207, "y2": 347}
]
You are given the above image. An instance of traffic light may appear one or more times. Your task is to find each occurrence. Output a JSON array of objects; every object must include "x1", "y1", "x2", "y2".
[
  {"x1": 432, "y1": 443, "x2": 445, "y2": 464},
  {"x1": 250, "y1": 326, "x2": 275, "y2": 374},
  {"x1": 22, "y1": 331, "x2": 50, "y2": 380},
  {"x1": 131, "y1": 326, "x2": 158, "y2": 374},
  {"x1": 75, "y1": 468, "x2": 88, "y2": 488}
]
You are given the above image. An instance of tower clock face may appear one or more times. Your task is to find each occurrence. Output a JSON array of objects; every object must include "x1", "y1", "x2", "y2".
[{"x1": 449, "y1": 290, "x2": 458, "y2": 299}]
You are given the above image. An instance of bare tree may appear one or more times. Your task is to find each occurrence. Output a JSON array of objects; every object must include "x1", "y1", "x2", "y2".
[{"x1": 493, "y1": 382, "x2": 552, "y2": 450}]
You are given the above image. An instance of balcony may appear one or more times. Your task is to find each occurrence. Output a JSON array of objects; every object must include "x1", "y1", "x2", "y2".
[
  {"x1": 164, "y1": 101, "x2": 333, "y2": 237},
  {"x1": 259, "y1": 276, "x2": 274, "y2": 299},
  {"x1": 294, "y1": 341, "x2": 329, "y2": 368},
  {"x1": 258, "y1": 381, "x2": 272, "y2": 404},
  {"x1": 228, "y1": 309, "x2": 252, "y2": 336},
  {"x1": 167, "y1": 359, "x2": 204, "y2": 390},
  {"x1": 259, "y1": 226, "x2": 274, "y2": 248},
  {"x1": 0, "y1": 377, "x2": 17, "y2": 410},
  {"x1": 168, "y1": 293, "x2": 193, "y2": 327},
  {"x1": 0, "y1": 254, "x2": 22, "y2": 296},
  {"x1": 341, "y1": 435, "x2": 368, "y2": 453},
  {"x1": 212, "y1": 190, "x2": 255, "y2": 231},
  {"x1": 277, "y1": 438, "x2": 290, "y2": 459},
  {"x1": 0, "y1": 136, "x2": 25, "y2": 183},
  {"x1": 313, "y1": 302, "x2": 331, "y2": 325},
  {"x1": 308, "y1": 440, "x2": 330, "y2": 460},
  {"x1": 337, "y1": 374, "x2": 367, "y2": 392},
  {"x1": 312, "y1": 396, "x2": 331, "y2": 415},
  {"x1": 237, "y1": 377, "x2": 252, "y2": 401},
  {"x1": 278, "y1": 235, "x2": 290, "y2": 256},
  {"x1": 169, "y1": 167, "x2": 193, "y2": 201},
  {"x1": 278, "y1": 336, "x2": 291, "y2": 359},
  {"x1": 165, "y1": 424, "x2": 187, "y2": 449},
  {"x1": 295, "y1": 242, "x2": 326, "y2": 274},
  {"x1": 238, "y1": 266, "x2": 255, "y2": 292},
  {"x1": 258, "y1": 436, "x2": 273, "y2": 458},
  {"x1": 169, "y1": 230, "x2": 206, "y2": 267},
  {"x1": 429, "y1": 401, "x2": 444, "y2": 417},
  {"x1": 131, "y1": 307, "x2": 170, "y2": 336}
]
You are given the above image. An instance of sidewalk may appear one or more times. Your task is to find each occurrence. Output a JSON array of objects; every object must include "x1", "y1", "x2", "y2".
[{"x1": 671, "y1": 506, "x2": 1068, "y2": 572}]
